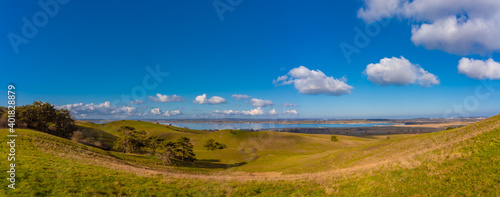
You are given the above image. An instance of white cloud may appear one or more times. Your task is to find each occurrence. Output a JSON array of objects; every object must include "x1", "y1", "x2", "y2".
[
  {"x1": 269, "y1": 109, "x2": 277, "y2": 115},
  {"x1": 357, "y1": 0, "x2": 401, "y2": 23},
  {"x1": 213, "y1": 109, "x2": 236, "y2": 115},
  {"x1": 213, "y1": 107, "x2": 266, "y2": 116},
  {"x1": 458, "y1": 58, "x2": 500, "y2": 80},
  {"x1": 274, "y1": 66, "x2": 353, "y2": 96},
  {"x1": 276, "y1": 75, "x2": 288, "y2": 82},
  {"x1": 151, "y1": 108, "x2": 181, "y2": 116},
  {"x1": 250, "y1": 98, "x2": 273, "y2": 107},
  {"x1": 149, "y1": 93, "x2": 183, "y2": 102},
  {"x1": 171, "y1": 110, "x2": 181, "y2": 115},
  {"x1": 285, "y1": 110, "x2": 298, "y2": 115},
  {"x1": 241, "y1": 107, "x2": 265, "y2": 116},
  {"x1": 57, "y1": 101, "x2": 136, "y2": 118},
  {"x1": 358, "y1": 0, "x2": 500, "y2": 54},
  {"x1": 364, "y1": 56, "x2": 439, "y2": 87},
  {"x1": 193, "y1": 94, "x2": 226, "y2": 105},
  {"x1": 283, "y1": 102, "x2": 297, "y2": 107},
  {"x1": 151, "y1": 108, "x2": 162, "y2": 115},
  {"x1": 232, "y1": 94, "x2": 251, "y2": 100},
  {"x1": 164, "y1": 110, "x2": 181, "y2": 117}
]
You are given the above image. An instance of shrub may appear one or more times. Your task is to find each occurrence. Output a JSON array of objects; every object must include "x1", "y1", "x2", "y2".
[
  {"x1": 204, "y1": 139, "x2": 227, "y2": 150},
  {"x1": 331, "y1": 135, "x2": 339, "y2": 142},
  {"x1": 71, "y1": 130, "x2": 84, "y2": 142}
]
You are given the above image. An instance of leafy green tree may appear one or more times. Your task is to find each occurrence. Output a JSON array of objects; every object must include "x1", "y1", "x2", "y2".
[
  {"x1": 174, "y1": 137, "x2": 196, "y2": 162},
  {"x1": 16, "y1": 101, "x2": 76, "y2": 138},
  {"x1": 113, "y1": 126, "x2": 148, "y2": 153},
  {"x1": 119, "y1": 126, "x2": 136, "y2": 132},
  {"x1": 331, "y1": 135, "x2": 339, "y2": 142},
  {"x1": 144, "y1": 136, "x2": 164, "y2": 154},
  {"x1": 204, "y1": 139, "x2": 227, "y2": 150},
  {"x1": 204, "y1": 139, "x2": 217, "y2": 150},
  {"x1": 156, "y1": 141, "x2": 177, "y2": 165}
]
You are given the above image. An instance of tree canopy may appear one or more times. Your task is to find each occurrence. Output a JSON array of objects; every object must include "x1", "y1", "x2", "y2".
[
  {"x1": 204, "y1": 139, "x2": 227, "y2": 151},
  {"x1": 112, "y1": 127, "x2": 197, "y2": 163},
  {"x1": 1, "y1": 101, "x2": 76, "y2": 138}
]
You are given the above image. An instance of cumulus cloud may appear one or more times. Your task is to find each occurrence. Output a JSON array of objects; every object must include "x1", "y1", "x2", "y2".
[
  {"x1": 358, "y1": 0, "x2": 500, "y2": 55},
  {"x1": 250, "y1": 98, "x2": 273, "y2": 107},
  {"x1": 213, "y1": 107, "x2": 267, "y2": 116},
  {"x1": 274, "y1": 66, "x2": 353, "y2": 96},
  {"x1": 57, "y1": 101, "x2": 136, "y2": 118},
  {"x1": 269, "y1": 109, "x2": 277, "y2": 115},
  {"x1": 149, "y1": 93, "x2": 183, "y2": 103},
  {"x1": 151, "y1": 108, "x2": 182, "y2": 116},
  {"x1": 364, "y1": 56, "x2": 439, "y2": 87},
  {"x1": 357, "y1": 0, "x2": 401, "y2": 23},
  {"x1": 242, "y1": 107, "x2": 265, "y2": 116},
  {"x1": 151, "y1": 108, "x2": 162, "y2": 115},
  {"x1": 164, "y1": 110, "x2": 181, "y2": 117},
  {"x1": 458, "y1": 58, "x2": 500, "y2": 80},
  {"x1": 193, "y1": 94, "x2": 226, "y2": 105},
  {"x1": 285, "y1": 110, "x2": 298, "y2": 115},
  {"x1": 232, "y1": 94, "x2": 251, "y2": 100},
  {"x1": 283, "y1": 102, "x2": 297, "y2": 107},
  {"x1": 213, "y1": 109, "x2": 236, "y2": 115}
]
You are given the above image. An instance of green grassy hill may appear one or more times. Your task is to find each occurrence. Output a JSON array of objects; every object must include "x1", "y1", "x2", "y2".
[
  {"x1": 1, "y1": 115, "x2": 499, "y2": 196},
  {"x1": 79, "y1": 120, "x2": 407, "y2": 173}
]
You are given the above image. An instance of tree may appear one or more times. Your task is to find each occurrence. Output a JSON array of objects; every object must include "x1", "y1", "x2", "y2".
[
  {"x1": 156, "y1": 141, "x2": 177, "y2": 165},
  {"x1": 204, "y1": 139, "x2": 227, "y2": 150},
  {"x1": 113, "y1": 126, "x2": 148, "y2": 153},
  {"x1": 119, "y1": 126, "x2": 136, "y2": 132},
  {"x1": 174, "y1": 137, "x2": 196, "y2": 162},
  {"x1": 15, "y1": 101, "x2": 76, "y2": 138},
  {"x1": 144, "y1": 136, "x2": 164, "y2": 154},
  {"x1": 331, "y1": 135, "x2": 339, "y2": 142},
  {"x1": 0, "y1": 106, "x2": 7, "y2": 128}
]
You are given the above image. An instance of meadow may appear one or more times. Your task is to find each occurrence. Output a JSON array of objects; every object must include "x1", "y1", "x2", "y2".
[{"x1": 1, "y1": 115, "x2": 499, "y2": 196}]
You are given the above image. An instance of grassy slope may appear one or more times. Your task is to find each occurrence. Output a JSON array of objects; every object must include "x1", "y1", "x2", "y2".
[
  {"x1": 80, "y1": 120, "x2": 396, "y2": 173},
  {"x1": 0, "y1": 115, "x2": 499, "y2": 196}
]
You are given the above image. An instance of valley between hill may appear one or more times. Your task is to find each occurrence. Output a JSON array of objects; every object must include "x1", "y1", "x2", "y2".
[{"x1": 1, "y1": 115, "x2": 499, "y2": 196}]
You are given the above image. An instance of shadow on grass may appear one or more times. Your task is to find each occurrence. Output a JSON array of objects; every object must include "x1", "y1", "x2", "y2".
[
  {"x1": 195, "y1": 159, "x2": 247, "y2": 169},
  {"x1": 76, "y1": 125, "x2": 119, "y2": 149}
]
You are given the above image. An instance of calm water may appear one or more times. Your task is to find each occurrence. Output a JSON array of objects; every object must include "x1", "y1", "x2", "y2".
[{"x1": 160, "y1": 122, "x2": 398, "y2": 130}]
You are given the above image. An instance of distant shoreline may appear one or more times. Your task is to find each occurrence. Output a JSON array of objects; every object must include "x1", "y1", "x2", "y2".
[{"x1": 77, "y1": 117, "x2": 483, "y2": 125}]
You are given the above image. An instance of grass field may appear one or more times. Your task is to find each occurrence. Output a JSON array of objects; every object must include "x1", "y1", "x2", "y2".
[{"x1": 1, "y1": 115, "x2": 499, "y2": 196}]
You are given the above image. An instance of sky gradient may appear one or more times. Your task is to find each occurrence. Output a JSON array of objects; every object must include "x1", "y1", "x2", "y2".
[{"x1": 2, "y1": 0, "x2": 500, "y2": 119}]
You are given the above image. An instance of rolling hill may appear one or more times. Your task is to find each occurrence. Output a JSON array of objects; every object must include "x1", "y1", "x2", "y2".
[{"x1": 1, "y1": 115, "x2": 499, "y2": 196}]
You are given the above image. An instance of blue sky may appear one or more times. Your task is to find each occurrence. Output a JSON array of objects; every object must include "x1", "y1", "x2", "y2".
[{"x1": 2, "y1": 0, "x2": 500, "y2": 119}]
